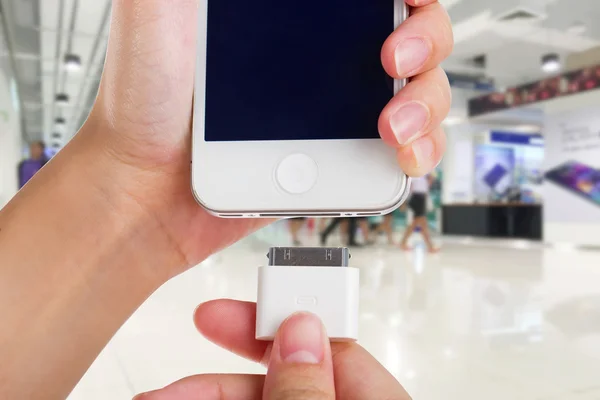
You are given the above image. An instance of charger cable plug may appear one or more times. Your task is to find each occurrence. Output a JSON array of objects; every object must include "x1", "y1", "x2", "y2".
[{"x1": 256, "y1": 247, "x2": 359, "y2": 342}]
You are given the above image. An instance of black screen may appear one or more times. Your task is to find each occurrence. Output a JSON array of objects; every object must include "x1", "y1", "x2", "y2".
[{"x1": 205, "y1": 0, "x2": 394, "y2": 141}]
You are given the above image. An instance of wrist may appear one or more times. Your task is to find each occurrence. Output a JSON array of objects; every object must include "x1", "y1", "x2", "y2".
[
  {"x1": 62, "y1": 123, "x2": 180, "y2": 289},
  {"x1": 2, "y1": 121, "x2": 172, "y2": 294},
  {"x1": 0, "y1": 123, "x2": 173, "y2": 398}
]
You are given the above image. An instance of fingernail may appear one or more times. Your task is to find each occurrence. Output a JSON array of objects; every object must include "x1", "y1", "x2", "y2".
[
  {"x1": 278, "y1": 313, "x2": 325, "y2": 364},
  {"x1": 413, "y1": 136, "x2": 435, "y2": 168},
  {"x1": 390, "y1": 101, "x2": 430, "y2": 145},
  {"x1": 395, "y1": 38, "x2": 430, "y2": 76}
]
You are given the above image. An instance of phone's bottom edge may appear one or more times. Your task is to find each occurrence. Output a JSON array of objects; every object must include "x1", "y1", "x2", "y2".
[{"x1": 216, "y1": 211, "x2": 387, "y2": 219}]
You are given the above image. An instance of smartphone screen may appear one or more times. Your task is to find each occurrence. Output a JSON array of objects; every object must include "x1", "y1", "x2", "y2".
[
  {"x1": 545, "y1": 161, "x2": 600, "y2": 205},
  {"x1": 204, "y1": 0, "x2": 394, "y2": 142}
]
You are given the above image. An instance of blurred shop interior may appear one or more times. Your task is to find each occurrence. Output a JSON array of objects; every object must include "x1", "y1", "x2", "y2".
[{"x1": 1, "y1": 1, "x2": 600, "y2": 399}]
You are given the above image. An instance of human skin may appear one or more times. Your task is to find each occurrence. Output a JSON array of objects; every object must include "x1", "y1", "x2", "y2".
[{"x1": 0, "y1": 0, "x2": 453, "y2": 398}]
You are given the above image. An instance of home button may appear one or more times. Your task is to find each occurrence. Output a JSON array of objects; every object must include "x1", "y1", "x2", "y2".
[{"x1": 276, "y1": 153, "x2": 319, "y2": 194}]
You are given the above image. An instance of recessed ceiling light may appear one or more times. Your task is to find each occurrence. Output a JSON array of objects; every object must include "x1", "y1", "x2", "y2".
[
  {"x1": 24, "y1": 102, "x2": 42, "y2": 110},
  {"x1": 443, "y1": 116, "x2": 464, "y2": 126},
  {"x1": 55, "y1": 117, "x2": 66, "y2": 125},
  {"x1": 516, "y1": 124, "x2": 542, "y2": 133},
  {"x1": 541, "y1": 53, "x2": 561, "y2": 73},
  {"x1": 64, "y1": 54, "x2": 82, "y2": 72},
  {"x1": 52, "y1": 142, "x2": 62, "y2": 149},
  {"x1": 568, "y1": 22, "x2": 587, "y2": 35},
  {"x1": 55, "y1": 93, "x2": 70, "y2": 106},
  {"x1": 51, "y1": 133, "x2": 62, "y2": 139}
]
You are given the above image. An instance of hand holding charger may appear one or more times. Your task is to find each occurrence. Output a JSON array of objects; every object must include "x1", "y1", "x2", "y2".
[{"x1": 256, "y1": 247, "x2": 359, "y2": 342}]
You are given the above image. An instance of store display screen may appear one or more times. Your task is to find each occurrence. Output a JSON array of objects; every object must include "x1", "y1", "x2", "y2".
[
  {"x1": 545, "y1": 161, "x2": 600, "y2": 205},
  {"x1": 484, "y1": 165, "x2": 508, "y2": 189},
  {"x1": 204, "y1": 0, "x2": 394, "y2": 141}
]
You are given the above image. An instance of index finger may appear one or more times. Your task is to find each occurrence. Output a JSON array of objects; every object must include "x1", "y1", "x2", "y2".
[
  {"x1": 195, "y1": 300, "x2": 411, "y2": 400},
  {"x1": 381, "y1": 1, "x2": 453, "y2": 79},
  {"x1": 404, "y1": 0, "x2": 439, "y2": 6}
]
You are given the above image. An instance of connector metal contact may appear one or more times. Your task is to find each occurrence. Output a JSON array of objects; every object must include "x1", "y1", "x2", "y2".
[{"x1": 267, "y1": 247, "x2": 350, "y2": 267}]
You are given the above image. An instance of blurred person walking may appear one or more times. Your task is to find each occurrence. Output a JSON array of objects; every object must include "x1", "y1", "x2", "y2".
[
  {"x1": 17, "y1": 141, "x2": 47, "y2": 189},
  {"x1": 320, "y1": 217, "x2": 372, "y2": 247},
  {"x1": 320, "y1": 218, "x2": 347, "y2": 245},
  {"x1": 400, "y1": 175, "x2": 439, "y2": 253},
  {"x1": 379, "y1": 213, "x2": 396, "y2": 245},
  {"x1": 288, "y1": 218, "x2": 306, "y2": 246}
]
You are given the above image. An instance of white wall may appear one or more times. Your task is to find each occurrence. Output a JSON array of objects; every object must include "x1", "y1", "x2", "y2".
[
  {"x1": 0, "y1": 70, "x2": 22, "y2": 208},
  {"x1": 441, "y1": 87, "x2": 487, "y2": 205},
  {"x1": 442, "y1": 124, "x2": 476, "y2": 204}
]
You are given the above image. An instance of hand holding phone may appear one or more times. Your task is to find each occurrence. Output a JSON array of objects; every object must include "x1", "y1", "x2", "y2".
[
  {"x1": 192, "y1": 0, "x2": 453, "y2": 217},
  {"x1": 91, "y1": 0, "x2": 452, "y2": 277}
]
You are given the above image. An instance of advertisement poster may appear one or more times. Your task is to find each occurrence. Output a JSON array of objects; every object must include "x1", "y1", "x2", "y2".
[
  {"x1": 544, "y1": 106, "x2": 600, "y2": 244},
  {"x1": 488, "y1": 132, "x2": 544, "y2": 204},
  {"x1": 474, "y1": 146, "x2": 515, "y2": 202}
]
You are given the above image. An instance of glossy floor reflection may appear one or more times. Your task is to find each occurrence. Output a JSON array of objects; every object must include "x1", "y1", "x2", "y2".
[{"x1": 68, "y1": 226, "x2": 600, "y2": 399}]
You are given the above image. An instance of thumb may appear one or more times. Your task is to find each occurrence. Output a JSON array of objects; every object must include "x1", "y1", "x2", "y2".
[{"x1": 263, "y1": 313, "x2": 335, "y2": 400}]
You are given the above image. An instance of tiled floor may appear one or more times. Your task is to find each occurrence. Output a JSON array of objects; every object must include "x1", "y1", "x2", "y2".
[{"x1": 68, "y1": 223, "x2": 600, "y2": 399}]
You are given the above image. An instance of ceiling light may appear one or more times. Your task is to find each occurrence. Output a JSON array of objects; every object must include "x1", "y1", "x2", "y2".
[
  {"x1": 55, "y1": 117, "x2": 66, "y2": 125},
  {"x1": 24, "y1": 102, "x2": 42, "y2": 110},
  {"x1": 55, "y1": 93, "x2": 70, "y2": 106},
  {"x1": 541, "y1": 53, "x2": 561, "y2": 73},
  {"x1": 568, "y1": 22, "x2": 587, "y2": 35},
  {"x1": 51, "y1": 133, "x2": 62, "y2": 139},
  {"x1": 515, "y1": 124, "x2": 542, "y2": 133},
  {"x1": 443, "y1": 116, "x2": 464, "y2": 126},
  {"x1": 64, "y1": 54, "x2": 82, "y2": 72},
  {"x1": 52, "y1": 143, "x2": 62, "y2": 149}
]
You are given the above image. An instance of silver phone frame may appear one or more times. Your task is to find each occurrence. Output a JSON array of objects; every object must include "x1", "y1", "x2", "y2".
[{"x1": 192, "y1": 0, "x2": 411, "y2": 218}]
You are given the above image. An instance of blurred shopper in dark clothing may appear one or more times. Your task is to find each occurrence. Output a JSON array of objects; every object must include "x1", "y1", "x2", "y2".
[
  {"x1": 320, "y1": 217, "x2": 371, "y2": 247},
  {"x1": 400, "y1": 175, "x2": 439, "y2": 253},
  {"x1": 320, "y1": 218, "x2": 347, "y2": 245},
  {"x1": 18, "y1": 141, "x2": 47, "y2": 189}
]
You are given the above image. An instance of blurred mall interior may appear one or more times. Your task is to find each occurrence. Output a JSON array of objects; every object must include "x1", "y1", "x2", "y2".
[{"x1": 1, "y1": 0, "x2": 600, "y2": 399}]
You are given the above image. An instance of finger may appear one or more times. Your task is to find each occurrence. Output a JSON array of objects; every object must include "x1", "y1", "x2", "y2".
[
  {"x1": 195, "y1": 301, "x2": 411, "y2": 400},
  {"x1": 194, "y1": 300, "x2": 271, "y2": 364},
  {"x1": 263, "y1": 313, "x2": 335, "y2": 400},
  {"x1": 330, "y1": 342, "x2": 410, "y2": 400},
  {"x1": 397, "y1": 125, "x2": 446, "y2": 177},
  {"x1": 133, "y1": 374, "x2": 264, "y2": 400},
  {"x1": 378, "y1": 66, "x2": 450, "y2": 149},
  {"x1": 404, "y1": 0, "x2": 440, "y2": 6},
  {"x1": 381, "y1": 2, "x2": 453, "y2": 79}
]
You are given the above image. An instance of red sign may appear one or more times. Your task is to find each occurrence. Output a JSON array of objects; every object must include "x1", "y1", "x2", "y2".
[{"x1": 469, "y1": 66, "x2": 600, "y2": 117}]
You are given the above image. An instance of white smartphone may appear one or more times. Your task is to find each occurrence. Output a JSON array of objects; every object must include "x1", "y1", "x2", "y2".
[{"x1": 192, "y1": 0, "x2": 410, "y2": 217}]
